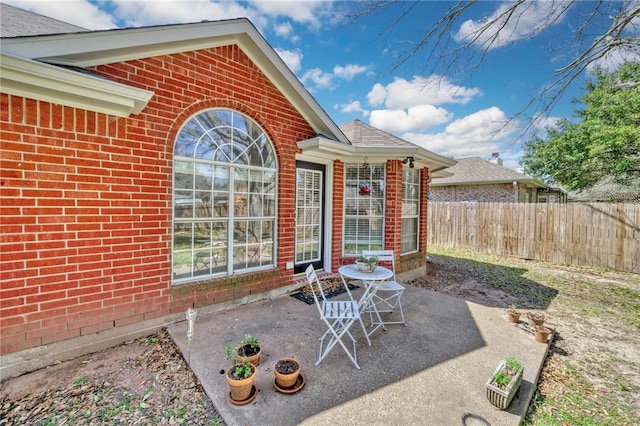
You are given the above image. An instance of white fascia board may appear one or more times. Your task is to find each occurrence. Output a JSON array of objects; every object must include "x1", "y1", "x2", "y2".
[
  {"x1": 1, "y1": 19, "x2": 348, "y2": 143},
  {"x1": 298, "y1": 137, "x2": 457, "y2": 172},
  {"x1": 0, "y1": 53, "x2": 153, "y2": 117}
]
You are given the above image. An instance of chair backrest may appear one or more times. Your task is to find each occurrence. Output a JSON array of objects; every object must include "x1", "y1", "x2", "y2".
[
  {"x1": 362, "y1": 249, "x2": 396, "y2": 280},
  {"x1": 305, "y1": 264, "x2": 326, "y2": 314}
]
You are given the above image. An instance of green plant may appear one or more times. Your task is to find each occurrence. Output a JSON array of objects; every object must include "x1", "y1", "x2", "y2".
[
  {"x1": 225, "y1": 343, "x2": 254, "y2": 379},
  {"x1": 505, "y1": 357, "x2": 522, "y2": 374},
  {"x1": 240, "y1": 333, "x2": 259, "y2": 350},
  {"x1": 506, "y1": 304, "x2": 518, "y2": 313},
  {"x1": 491, "y1": 371, "x2": 511, "y2": 388},
  {"x1": 357, "y1": 255, "x2": 378, "y2": 265}
]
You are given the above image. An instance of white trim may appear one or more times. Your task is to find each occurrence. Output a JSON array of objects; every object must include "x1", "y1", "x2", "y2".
[
  {"x1": 2, "y1": 19, "x2": 348, "y2": 143},
  {"x1": 296, "y1": 154, "x2": 334, "y2": 274},
  {"x1": 0, "y1": 53, "x2": 153, "y2": 117}
]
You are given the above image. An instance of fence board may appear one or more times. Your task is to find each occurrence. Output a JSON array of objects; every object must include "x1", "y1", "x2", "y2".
[{"x1": 427, "y1": 202, "x2": 640, "y2": 274}]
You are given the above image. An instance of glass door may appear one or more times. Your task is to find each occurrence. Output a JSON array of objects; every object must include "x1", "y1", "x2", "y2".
[{"x1": 294, "y1": 162, "x2": 324, "y2": 273}]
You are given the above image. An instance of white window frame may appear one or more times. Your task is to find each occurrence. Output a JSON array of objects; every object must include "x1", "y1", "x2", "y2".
[
  {"x1": 401, "y1": 167, "x2": 420, "y2": 254},
  {"x1": 172, "y1": 109, "x2": 277, "y2": 284}
]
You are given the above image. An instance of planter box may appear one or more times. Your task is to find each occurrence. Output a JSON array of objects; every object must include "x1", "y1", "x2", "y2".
[{"x1": 485, "y1": 360, "x2": 524, "y2": 410}]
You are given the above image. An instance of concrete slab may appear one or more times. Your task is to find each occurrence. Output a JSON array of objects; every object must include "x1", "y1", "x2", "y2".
[{"x1": 168, "y1": 279, "x2": 550, "y2": 426}]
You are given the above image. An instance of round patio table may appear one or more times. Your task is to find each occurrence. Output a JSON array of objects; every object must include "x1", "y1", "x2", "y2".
[{"x1": 338, "y1": 264, "x2": 393, "y2": 346}]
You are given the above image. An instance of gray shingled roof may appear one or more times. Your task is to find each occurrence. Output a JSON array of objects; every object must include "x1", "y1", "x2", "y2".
[
  {"x1": 339, "y1": 119, "x2": 417, "y2": 148},
  {"x1": 430, "y1": 156, "x2": 545, "y2": 186},
  {"x1": 1, "y1": 3, "x2": 88, "y2": 38}
]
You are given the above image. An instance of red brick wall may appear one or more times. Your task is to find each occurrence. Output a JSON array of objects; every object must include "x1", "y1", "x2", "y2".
[
  {"x1": 430, "y1": 183, "x2": 517, "y2": 202},
  {"x1": 0, "y1": 45, "x2": 314, "y2": 355}
]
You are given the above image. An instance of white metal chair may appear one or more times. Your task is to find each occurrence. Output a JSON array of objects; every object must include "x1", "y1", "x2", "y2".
[
  {"x1": 361, "y1": 250, "x2": 406, "y2": 326},
  {"x1": 305, "y1": 265, "x2": 361, "y2": 369}
]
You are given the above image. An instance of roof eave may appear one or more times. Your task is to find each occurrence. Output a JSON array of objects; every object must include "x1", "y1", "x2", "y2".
[
  {"x1": 298, "y1": 137, "x2": 456, "y2": 173},
  {"x1": 0, "y1": 53, "x2": 153, "y2": 117},
  {"x1": 1, "y1": 19, "x2": 348, "y2": 143}
]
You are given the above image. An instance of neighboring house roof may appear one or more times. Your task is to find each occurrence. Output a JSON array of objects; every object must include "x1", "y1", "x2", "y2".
[
  {"x1": 298, "y1": 119, "x2": 456, "y2": 175},
  {"x1": 1, "y1": 11, "x2": 348, "y2": 143},
  {"x1": 0, "y1": 3, "x2": 88, "y2": 37},
  {"x1": 430, "y1": 157, "x2": 547, "y2": 188}
]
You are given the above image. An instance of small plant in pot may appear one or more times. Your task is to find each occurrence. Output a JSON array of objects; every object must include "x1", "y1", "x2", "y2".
[
  {"x1": 505, "y1": 304, "x2": 521, "y2": 323},
  {"x1": 485, "y1": 357, "x2": 524, "y2": 410},
  {"x1": 274, "y1": 358, "x2": 301, "y2": 389},
  {"x1": 526, "y1": 311, "x2": 545, "y2": 327},
  {"x1": 224, "y1": 343, "x2": 257, "y2": 403},
  {"x1": 234, "y1": 333, "x2": 261, "y2": 366},
  {"x1": 355, "y1": 255, "x2": 378, "y2": 273},
  {"x1": 534, "y1": 325, "x2": 552, "y2": 343}
]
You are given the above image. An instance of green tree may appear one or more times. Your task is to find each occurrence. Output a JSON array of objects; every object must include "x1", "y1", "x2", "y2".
[{"x1": 523, "y1": 62, "x2": 640, "y2": 192}]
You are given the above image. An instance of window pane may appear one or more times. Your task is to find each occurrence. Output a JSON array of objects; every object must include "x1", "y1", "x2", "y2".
[
  {"x1": 173, "y1": 109, "x2": 276, "y2": 283},
  {"x1": 344, "y1": 164, "x2": 385, "y2": 254},
  {"x1": 401, "y1": 168, "x2": 420, "y2": 254}
]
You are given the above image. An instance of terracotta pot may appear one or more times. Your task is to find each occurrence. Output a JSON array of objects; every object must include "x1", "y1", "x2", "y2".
[
  {"x1": 507, "y1": 311, "x2": 520, "y2": 323},
  {"x1": 235, "y1": 344, "x2": 261, "y2": 366},
  {"x1": 527, "y1": 312, "x2": 545, "y2": 327},
  {"x1": 226, "y1": 364, "x2": 257, "y2": 402},
  {"x1": 534, "y1": 326, "x2": 552, "y2": 343},
  {"x1": 274, "y1": 358, "x2": 300, "y2": 388}
]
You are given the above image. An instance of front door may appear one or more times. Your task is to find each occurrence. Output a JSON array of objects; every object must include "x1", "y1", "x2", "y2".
[{"x1": 294, "y1": 161, "x2": 325, "y2": 274}]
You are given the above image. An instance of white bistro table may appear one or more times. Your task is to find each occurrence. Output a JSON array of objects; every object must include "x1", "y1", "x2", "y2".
[{"x1": 338, "y1": 264, "x2": 393, "y2": 346}]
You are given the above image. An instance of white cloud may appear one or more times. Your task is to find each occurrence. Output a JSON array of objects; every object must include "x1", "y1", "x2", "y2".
[
  {"x1": 370, "y1": 105, "x2": 452, "y2": 133},
  {"x1": 111, "y1": 0, "x2": 261, "y2": 28},
  {"x1": 455, "y1": 1, "x2": 569, "y2": 50},
  {"x1": 274, "y1": 22, "x2": 294, "y2": 38},
  {"x1": 302, "y1": 64, "x2": 369, "y2": 91},
  {"x1": 6, "y1": 0, "x2": 116, "y2": 29},
  {"x1": 275, "y1": 48, "x2": 303, "y2": 73},
  {"x1": 333, "y1": 64, "x2": 368, "y2": 80},
  {"x1": 338, "y1": 101, "x2": 369, "y2": 118},
  {"x1": 249, "y1": 0, "x2": 333, "y2": 27},
  {"x1": 402, "y1": 107, "x2": 519, "y2": 158},
  {"x1": 366, "y1": 75, "x2": 481, "y2": 109}
]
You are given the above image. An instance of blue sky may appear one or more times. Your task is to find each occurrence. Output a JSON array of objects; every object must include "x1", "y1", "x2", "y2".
[{"x1": 6, "y1": 0, "x2": 639, "y2": 170}]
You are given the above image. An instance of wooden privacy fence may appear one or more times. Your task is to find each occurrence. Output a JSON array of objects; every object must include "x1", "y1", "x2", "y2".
[{"x1": 427, "y1": 202, "x2": 640, "y2": 274}]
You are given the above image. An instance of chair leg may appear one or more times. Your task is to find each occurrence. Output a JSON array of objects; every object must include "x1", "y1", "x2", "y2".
[{"x1": 316, "y1": 319, "x2": 360, "y2": 369}]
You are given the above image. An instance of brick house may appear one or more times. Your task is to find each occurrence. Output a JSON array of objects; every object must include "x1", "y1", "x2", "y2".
[
  {"x1": 429, "y1": 156, "x2": 565, "y2": 203},
  {"x1": 0, "y1": 5, "x2": 455, "y2": 361}
]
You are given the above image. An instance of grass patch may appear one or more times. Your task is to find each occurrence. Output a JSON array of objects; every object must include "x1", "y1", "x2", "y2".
[{"x1": 428, "y1": 247, "x2": 640, "y2": 425}]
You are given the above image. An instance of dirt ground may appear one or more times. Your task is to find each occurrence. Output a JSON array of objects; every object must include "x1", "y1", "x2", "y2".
[{"x1": 1, "y1": 252, "x2": 638, "y2": 425}]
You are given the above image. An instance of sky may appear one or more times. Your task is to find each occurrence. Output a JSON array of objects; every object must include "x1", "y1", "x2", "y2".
[{"x1": 5, "y1": 0, "x2": 639, "y2": 170}]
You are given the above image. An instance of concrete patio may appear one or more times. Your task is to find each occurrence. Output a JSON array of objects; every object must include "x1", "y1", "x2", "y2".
[{"x1": 167, "y1": 270, "x2": 551, "y2": 426}]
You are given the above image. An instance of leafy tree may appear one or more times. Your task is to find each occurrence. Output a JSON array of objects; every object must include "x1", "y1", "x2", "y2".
[{"x1": 523, "y1": 62, "x2": 640, "y2": 191}]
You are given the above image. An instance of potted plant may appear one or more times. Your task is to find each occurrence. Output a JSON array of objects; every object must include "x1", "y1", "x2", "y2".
[
  {"x1": 355, "y1": 255, "x2": 378, "y2": 273},
  {"x1": 485, "y1": 357, "x2": 524, "y2": 410},
  {"x1": 505, "y1": 304, "x2": 521, "y2": 323},
  {"x1": 225, "y1": 342, "x2": 257, "y2": 404},
  {"x1": 273, "y1": 357, "x2": 302, "y2": 391},
  {"x1": 234, "y1": 333, "x2": 262, "y2": 366},
  {"x1": 526, "y1": 311, "x2": 545, "y2": 327},
  {"x1": 534, "y1": 325, "x2": 552, "y2": 343}
]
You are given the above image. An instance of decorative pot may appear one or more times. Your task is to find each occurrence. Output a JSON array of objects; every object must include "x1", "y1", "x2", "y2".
[
  {"x1": 226, "y1": 364, "x2": 257, "y2": 402},
  {"x1": 506, "y1": 311, "x2": 520, "y2": 323},
  {"x1": 235, "y1": 344, "x2": 261, "y2": 366},
  {"x1": 274, "y1": 358, "x2": 301, "y2": 388},
  {"x1": 355, "y1": 260, "x2": 377, "y2": 273},
  {"x1": 485, "y1": 360, "x2": 524, "y2": 410},
  {"x1": 526, "y1": 312, "x2": 545, "y2": 327},
  {"x1": 534, "y1": 325, "x2": 552, "y2": 343}
]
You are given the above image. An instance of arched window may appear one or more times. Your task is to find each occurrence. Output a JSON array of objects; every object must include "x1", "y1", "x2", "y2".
[{"x1": 173, "y1": 109, "x2": 277, "y2": 283}]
